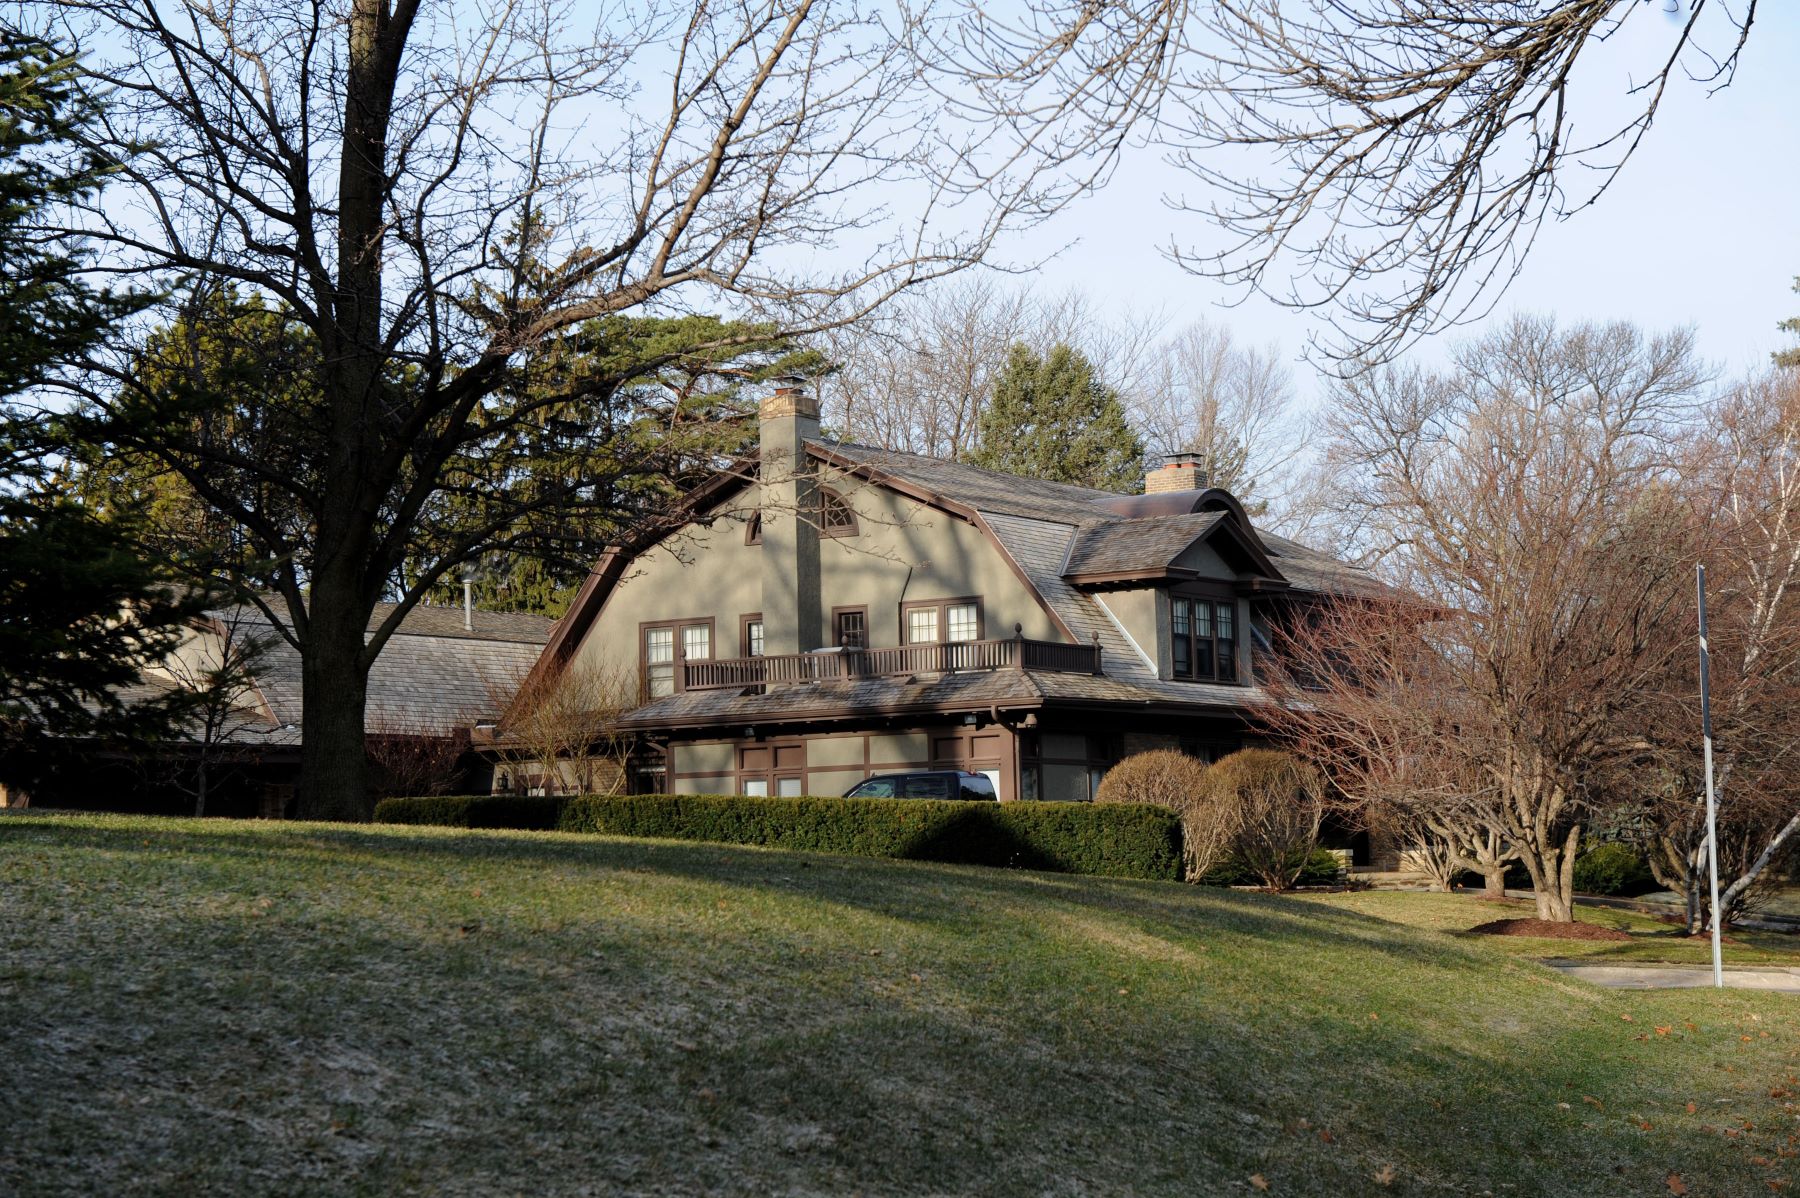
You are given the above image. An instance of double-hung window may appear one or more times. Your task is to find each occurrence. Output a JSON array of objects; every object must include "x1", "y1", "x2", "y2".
[
  {"x1": 642, "y1": 619, "x2": 712, "y2": 698},
  {"x1": 903, "y1": 599, "x2": 982, "y2": 644},
  {"x1": 1171, "y1": 597, "x2": 1237, "y2": 683}
]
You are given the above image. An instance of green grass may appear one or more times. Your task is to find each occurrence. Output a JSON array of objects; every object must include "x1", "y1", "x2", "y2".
[
  {"x1": 1298, "y1": 890, "x2": 1800, "y2": 966},
  {"x1": 5, "y1": 814, "x2": 1800, "y2": 1197}
]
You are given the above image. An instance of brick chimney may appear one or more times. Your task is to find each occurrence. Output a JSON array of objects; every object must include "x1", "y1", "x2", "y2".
[
  {"x1": 758, "y1": 380, "x2": 822, "y2": 656},
  {"x1": 1145, "y1": 451, "x2": 1210, "y2": 494}
]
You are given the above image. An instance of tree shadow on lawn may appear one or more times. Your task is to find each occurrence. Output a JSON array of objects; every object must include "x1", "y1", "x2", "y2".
[
  {"x1": 8, "y1": 822, "x2": 1793, "y2": 1197},
  {"x1": 2, "y1": 815, "x2": 1639, "y2": 981}
]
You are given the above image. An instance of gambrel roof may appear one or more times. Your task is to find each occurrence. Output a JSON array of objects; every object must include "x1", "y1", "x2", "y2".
[{"x1": 556, "y1": 438, "x2": 1389, "y2": 731}]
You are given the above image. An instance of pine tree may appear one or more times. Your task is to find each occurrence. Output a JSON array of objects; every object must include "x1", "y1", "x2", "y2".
[
  {"x1": 0, "y1": 29, "x2": 206, "y2": 793},
  {"x1": 968, "y1": 343, "x2": 1144, "y2": 491}
]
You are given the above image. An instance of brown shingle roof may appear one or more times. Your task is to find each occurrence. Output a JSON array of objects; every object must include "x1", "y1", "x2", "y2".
[{"x1": 1061, "y1": 512, "x2": 1224, "y2": 576}]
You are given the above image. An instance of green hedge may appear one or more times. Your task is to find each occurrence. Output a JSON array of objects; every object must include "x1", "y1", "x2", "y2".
[
  {"x1": 1572, "y1": 842, "x2": 1658, "y2": 896},
  {"x1": 376, "y1": 792, "x2": 1182, "y2": 881},
  {"x1": 373, "y1": 794, "x2": 567, "y2": 830}
]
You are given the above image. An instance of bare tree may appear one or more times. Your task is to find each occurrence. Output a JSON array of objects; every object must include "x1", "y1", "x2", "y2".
[
  {"x1": 932, "y1": 1, "x2": 1761, "y2": 363},
  {"x1": 148, "y1": 604, "x2": 272, "y2": 817},
  {"x1": 33, "y1": 0, "x2": 1112, "y2": 818},
  {"x1": 366, "y1": 715, "x2": 470, "y2": 800},
  {"x1": 1629, "y1": 371, "x2": 1800, "y2": 930},
  {"x1": 819, "y1": 277, "x2": 1165, "y2": 461},
  {"x1": 1260, "y1": 599, "x2": 1518, "y2": 897},
  {"x1": 1272, "y1": 316, "x2": 1707, "y2": 921},
  {"x1": 1131, "y1": 317, "x2": 1297, "y2": 511},
  {"x1": 489, "y1": 664, "x2": 638, "y2": 797}
]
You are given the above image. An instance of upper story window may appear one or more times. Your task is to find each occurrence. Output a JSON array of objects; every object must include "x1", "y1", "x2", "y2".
[
  {"x1": 820, "y1": 489, "x2": 857, "y2": 537},
  {"x1": 1172, "y1": 597, "x2": 1237, "y2": 683},
  {"x1": 643, "y1": 619, "x2": 712, "y2": 699},
  {"x1": 741, "y1": 614, "x2": 764, "y2": 657},
  {"x1": 903, "y1": 598, "x2": 982, "y2": 644},
  {"x1": 744, "y1": 513, "x2": 762, "y2": 545},
  {"x1": 834, "y1": 607, "x2": 867, "y2": 649}
]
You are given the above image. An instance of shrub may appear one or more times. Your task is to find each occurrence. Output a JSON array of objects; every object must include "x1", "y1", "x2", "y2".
[
  {"x1": 1199, "y1": 847, "x2": 1345, "y2": 888},
  {"x1": 1572, "y1": 841, "x2": 1657, "y2": 896},
  {"x1": 373, "y1": 794, "x2": 566, "y2": 829},
  {"x1": 1096, "y1": 750, "x2": 1236, "y2": 881},
  {"x1": 558, "y1": 793, "x2": 1183, "y2": 880},
  {"x1": 1208, "y1": 748, "x2": 1323, "y2": 890}
]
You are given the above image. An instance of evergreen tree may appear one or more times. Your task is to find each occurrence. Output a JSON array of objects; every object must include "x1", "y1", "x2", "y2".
[
  {"x1": 0, "y1": 29, "x2": 206, "y2": 792},
  {"x1": 968, "y1": 343, "x2": 1144, "y2": 491},
  {"x1": 1778, "y1": 275, "x2": 1799, "y2": 369}
]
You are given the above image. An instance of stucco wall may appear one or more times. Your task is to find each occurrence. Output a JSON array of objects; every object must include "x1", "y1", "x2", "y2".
[
  {"x1": 815, "y1": 472, "x2": 1060, "y2": 647},
  {"x1": 566, "y1": 463, "x2": 1068, "y2": 684}
]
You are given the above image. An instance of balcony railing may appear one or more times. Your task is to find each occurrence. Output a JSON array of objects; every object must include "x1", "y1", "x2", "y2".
[{"x1": 681, "y1": 634, "x2": 1102, "y2": 691}]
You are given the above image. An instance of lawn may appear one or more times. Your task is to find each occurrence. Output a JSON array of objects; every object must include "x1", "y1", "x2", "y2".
[
  {"x1": 4, "y1": 814, "x2": 1799, "y2": 1197},
  {"x1": 1297, "y1": 890, "x2": 1800, "y2": 967}
]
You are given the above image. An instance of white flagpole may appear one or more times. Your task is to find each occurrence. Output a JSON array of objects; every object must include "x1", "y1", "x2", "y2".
[{"x1": 1697, "y1": 563, "x2": 1723, "y2": 988}]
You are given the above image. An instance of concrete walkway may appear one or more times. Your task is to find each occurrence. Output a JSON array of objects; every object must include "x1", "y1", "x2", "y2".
[{"x1": 1546, "y1": 960, "x2": 1800, "y2": 992}]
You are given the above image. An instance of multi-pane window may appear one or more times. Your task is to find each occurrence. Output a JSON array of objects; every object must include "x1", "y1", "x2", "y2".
[
  {"x1": 946, "y1": 602, "x2": 979, "y2": 642},
  {"x1": 835, "y1": 609, "x2": 867, "y2": 649},
  {"x1": 643, "y1": 620, "x2": 711, "y2": 698},
  {"x1": 744, "y1": 618, "x2": 764, "y2": 657},
  {"x1": 903, "y1": 599, "x2": 982, "y2": 644},
  {"x1": 1171, "y1": 597, "x2": 1237, "y2": 683}
]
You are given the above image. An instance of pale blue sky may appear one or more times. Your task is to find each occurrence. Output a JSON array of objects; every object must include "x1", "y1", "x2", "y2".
[{"x1": 1006, "y1": 6, "x2": 1800, "y2": 387}]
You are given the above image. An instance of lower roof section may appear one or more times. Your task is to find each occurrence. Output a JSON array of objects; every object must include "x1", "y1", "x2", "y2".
[{"x1": 618, "y1": 667, "x2": 1268, "y2": 734}]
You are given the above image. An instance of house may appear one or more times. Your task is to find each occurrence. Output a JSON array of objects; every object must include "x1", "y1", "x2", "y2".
[
  {"x1": 10, "y1": 598, "x2": 554, "y2": 816},
  {"x1": 511, "y1": 383, "x2": 1387, "y2": 804}
]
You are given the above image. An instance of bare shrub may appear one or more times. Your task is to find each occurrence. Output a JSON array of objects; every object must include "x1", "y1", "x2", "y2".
[
  {"x1": 1096, "y1": 750, "x2": 1235, "y2": 880},
  {"x1": 491, "y1": 665, "x2": 638, "y2": 797},
  {"x1": 366, "y1": 717, "x2": 471, "y2": 801},
  {"x1": 1210, "y1": 749, "x2": 1323, "y2": 891}
]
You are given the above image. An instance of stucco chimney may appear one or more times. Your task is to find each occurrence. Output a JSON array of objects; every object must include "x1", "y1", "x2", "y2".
[
  {"x1": 1145, "y1": 451, "x2": 1209, "y2": 494},
  {"x1": 758, "y1": 379, "x2": 822, "y2": 656}
]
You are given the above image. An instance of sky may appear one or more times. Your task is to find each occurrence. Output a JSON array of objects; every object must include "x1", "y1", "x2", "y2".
[{"x1": 998, "y1": 4, "x2": 1800, "y2": 396}]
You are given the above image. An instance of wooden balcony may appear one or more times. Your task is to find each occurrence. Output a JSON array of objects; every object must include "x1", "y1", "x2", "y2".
[{"x1": 681, "y1": 635, "x2": 1102, "y2": 692}]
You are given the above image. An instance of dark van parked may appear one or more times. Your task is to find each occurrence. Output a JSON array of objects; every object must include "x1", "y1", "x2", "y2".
[{"x1": 843, "y1": 771, "x2": 998, "y2": 801}]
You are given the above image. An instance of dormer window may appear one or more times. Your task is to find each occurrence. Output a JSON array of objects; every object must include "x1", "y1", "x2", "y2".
[{"x1": 1172, "y1": 597, "x2": 1237, "y2": 683}]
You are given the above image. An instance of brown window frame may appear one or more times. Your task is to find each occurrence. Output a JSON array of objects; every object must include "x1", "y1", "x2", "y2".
[
  {"x1": 819, "y1": 488, "x2": 858, "y2": 538},
  {"x1": 899, "y1": 596, "x2": 984, "y2": 645},
  {"x1": 1170, "y1": 595, "x2": 1238, "y2": 684},
  {"x1": 832, "y1": 605, "x2": 870, "y2": 649},
  {"x1": 639, "y1": 616, "x2": 716, "y2": 700},
  {"x1": 740, "y1": 612, "x2": 765, "y2": 657},
  {"x1": 744, "y1": 512, "x2": 762, "y2": 545}
]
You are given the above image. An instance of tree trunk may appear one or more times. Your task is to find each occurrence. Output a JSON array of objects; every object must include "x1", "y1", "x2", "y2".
[
  {"x1": 1519, "y1": 824, "x2": 1581, "y2": 922},
  {"x1": 298, "y1": 586, "x2": 372, "y2": 821},
  {"x1": 193, "y1": 756, "x2": 208, "y2": 818},
  {"x1": 1479, "y1": 863, "x2": 1507, "y2": 900}
]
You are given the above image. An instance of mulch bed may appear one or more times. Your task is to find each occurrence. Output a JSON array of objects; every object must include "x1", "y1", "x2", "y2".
[{"x1": 1467, "y1": 917, "x2": 1633, "y2": 942}]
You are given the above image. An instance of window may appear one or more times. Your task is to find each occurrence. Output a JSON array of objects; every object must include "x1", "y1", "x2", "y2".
[
  {"x1": 741, "y1": 613, "x2": 764, "y2": 657},
  {"x1": 1171, "y1": 597, "x2": 1238, "y2": 683},
  {"x1": 901, "y1": 598, "x2": 983, "y2": 644},
  {"x1": 745, "y1": 512, "x2": 762, "y2": 544},
  {"x1": 820, "y1": 489, "x2": 857, "y2": 537},
  {"x1": 642, "y1": 618, "x2": 713, "y2": 698},
  {"x1": 946, "y1": 602, "x2": 979, "y2": 643},
  {"x1": 834, "y1": 607, "x2": 868, "y2": 649}
]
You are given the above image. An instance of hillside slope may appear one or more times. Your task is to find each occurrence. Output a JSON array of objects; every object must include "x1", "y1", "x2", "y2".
[{"x1": 3, "y1": 814, "x2": 1795, "y2": 1196}]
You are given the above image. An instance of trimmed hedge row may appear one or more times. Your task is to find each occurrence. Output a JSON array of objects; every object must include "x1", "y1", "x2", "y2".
[
  {"x1": 372, "y1": 794, "x2": 566, "y2": 830},
  {"x1": 373, "y1": 792, "x2": 1183, "y2": 881}
]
